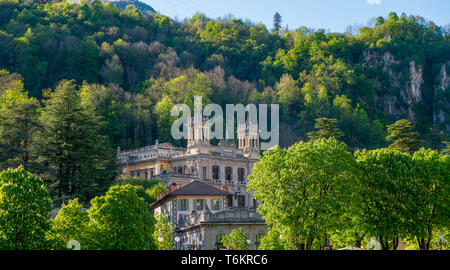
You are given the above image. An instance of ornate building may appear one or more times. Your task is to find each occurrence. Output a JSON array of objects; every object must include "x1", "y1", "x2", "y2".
[
  {"x1": 117, "y1": 120, "x2": 267, "y2": 249},
  {"x1": 118, "y1": 119, "x2": 260, "y2": 209}
]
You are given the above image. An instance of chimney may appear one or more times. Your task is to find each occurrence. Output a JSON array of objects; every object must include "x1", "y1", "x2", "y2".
[
  {"x1": 176, "y1": 184, "x2": 182, "y2": 190},
  {"x1": 221, "y1": 185, "x2": 227, "y2": 192}
]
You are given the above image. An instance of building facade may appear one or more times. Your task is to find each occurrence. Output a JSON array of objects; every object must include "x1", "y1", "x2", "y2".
[
  {"x1": 150, "y1": 181, "x2": 266, "y2": 250},
  {"x1": 117, "y1": 120, "x2": 267, "y2": 249},
  {"x1": 117, "y1": 119, "x2": 260, "y2": 209}
]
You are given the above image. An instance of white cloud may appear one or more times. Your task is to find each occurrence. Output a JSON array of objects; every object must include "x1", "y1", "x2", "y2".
[{"x1": 367, "y1": 0, "x2": 381, "y2": 4}]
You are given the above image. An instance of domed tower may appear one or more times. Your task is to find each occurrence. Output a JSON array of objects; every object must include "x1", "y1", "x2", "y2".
[
  {"x1": 237, "y1": 121, "x2": 259, "y2": 158},
  {"x1": 187, "y1": 116, "x2": 211, "y2": 154}
]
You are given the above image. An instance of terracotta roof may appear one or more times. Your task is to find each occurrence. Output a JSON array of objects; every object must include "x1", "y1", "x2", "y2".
[
  {"x1": 169, "y1": 181, "x2": 231, "y2": 196},
  {"x1": 150, "y1": 181, "x2": 231, "y2": 207}
]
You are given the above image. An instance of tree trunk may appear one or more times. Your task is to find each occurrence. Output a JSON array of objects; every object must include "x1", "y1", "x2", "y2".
[{"x1": 306, "y1": 236, "x2": 314, "y2": 250}]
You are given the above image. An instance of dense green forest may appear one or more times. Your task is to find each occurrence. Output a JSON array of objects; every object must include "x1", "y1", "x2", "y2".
[{"x1": 0, "y1": 0, "x2": 449, "y2": 201}]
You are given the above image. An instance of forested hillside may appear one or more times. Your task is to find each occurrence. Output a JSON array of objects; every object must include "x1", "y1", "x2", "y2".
[{"x1": 0, "y1": 0, "x2": 449, "y2": 184}]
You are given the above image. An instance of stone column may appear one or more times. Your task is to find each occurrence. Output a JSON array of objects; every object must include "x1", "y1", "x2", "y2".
[{"x1": 155, "y1": 161, "x2": 160, "y2": 175}]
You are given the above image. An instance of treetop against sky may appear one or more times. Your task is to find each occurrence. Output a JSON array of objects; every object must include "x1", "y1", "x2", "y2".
[{"x1": 147, "y1": 0, "x2": 450, "y2": 32}]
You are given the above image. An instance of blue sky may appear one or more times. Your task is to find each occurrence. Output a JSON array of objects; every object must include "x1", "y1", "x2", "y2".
[{"x1": 144, "y1": 0, "x2": 450, "y2": 32}]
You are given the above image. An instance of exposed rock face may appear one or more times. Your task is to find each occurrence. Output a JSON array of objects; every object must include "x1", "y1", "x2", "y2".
[
  {"x1": 408, "y1": 61, "x2": 423, "y2": 103},
  {"x1": 438, "y1": 63, "x2": 450, "y2": 90},
  {"x1": 434, "y1": 63, "x2": 450, "y2": 131},
  {"x1": 364, "y1": 50, "x2": 426, "y2": 122}
]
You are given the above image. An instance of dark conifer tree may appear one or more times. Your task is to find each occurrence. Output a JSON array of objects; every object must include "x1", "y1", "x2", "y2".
[
  {"x1": 386, "y1": 119, "x2": 424, "y2": 154},
  {"x1": 39, "y1": 80, "x2": 116, "y2": 204},
  {"x1": 307, "y1": 117, "x2": 343, "y2": 141}
]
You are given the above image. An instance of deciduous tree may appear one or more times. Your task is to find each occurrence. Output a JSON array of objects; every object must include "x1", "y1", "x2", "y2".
[
  {"x1": 87, "y1": 185, "x2": 157, "y2": 250},
  {"x1": 0, "y1": 166, "x2": 52, "y2": 250},
  {"x1": 248, "y1": 138, "x2": 358, "y2": 250}
]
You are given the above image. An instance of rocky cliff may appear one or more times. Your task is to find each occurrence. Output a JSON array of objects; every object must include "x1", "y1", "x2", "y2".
[{"x1": 364, "y1": 50, "x2": 450, "y2": 132}]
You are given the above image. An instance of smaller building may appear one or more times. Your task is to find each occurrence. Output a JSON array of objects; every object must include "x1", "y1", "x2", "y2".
[{"x1": 150, "y1": 181, "x2": 267, "y2": 250}]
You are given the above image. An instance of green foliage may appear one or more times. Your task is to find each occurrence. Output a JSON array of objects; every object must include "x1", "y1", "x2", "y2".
[
  {"x1": 248, "y1": 138, "x2": 359, "y2": 250},
  {"x1": 386, "y1": 119, "x2": 424, "y2": 154},
  {"x1": 0, "y1": 166, "x2": 52, "y2": 250},
  {"x1": 146, "y1": 181, "x2": 167, "y2": 204},
  {"x1": 0, "y1": 2, "x2": 448, "y2": 150},
  {"x1": 47, "y1": 198, "x2": 89, "y2": 250},
  {"x1": 355, "y1": 148, "x2": 417, "y2": 250},
  {"x1": 221, "y1": 228, "x2": 249, "y2": 250},
  {"x1": 0, "y1": 70, "x2": 41, "y2": 172},
  {"x1": 154, "y1": 95, "x2": 178, "y2": 146},
  {"x1": 153, "y1": 213, "x2": 176, "y2": 250},
  {"x1": 114, "y1": 176, "x2": 157, "y2": 190},
  {"x1": 258, "y1": 225, "x2": 296, "y2": 250},
  {"x1": 113, "y1": 177, "x2": 165, "y2": 203},
  {"x1": 39, "y1": 79, "x2": 116, "y2": 204},
  {"x1": 407, "y1": 148, "x2": 450, "y2": 250},
  {"x1": 87, "y1": 185, "x2": 157, "y2": 250},
  {"x1": 47, "y1": 184, "x2": 158, "y2": 250},
  {"x1": 307, "y1": 117, "x2": 343, "y2": 141}
]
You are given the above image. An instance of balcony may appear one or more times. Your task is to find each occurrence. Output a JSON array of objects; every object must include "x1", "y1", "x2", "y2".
[{"x1": 153, "y1": 173, "x2": 199, "y2": 179}]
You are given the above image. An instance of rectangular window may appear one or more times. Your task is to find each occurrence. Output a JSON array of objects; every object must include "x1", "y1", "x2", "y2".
[
  {"x1": 178, "y1": 199, "x2": 189, "y2": 211},
  {"x1": 238, "y1": 195, "x2": 245, "y2": 207},
  {"x1": 212, "y1": 166, "x2": 220, "y2": 180},
  {"x1": 195, "y1": 199, "x2": 205, "y2": 211},
  {"x1": 211, "y1": 199, "x2": 222, "y2": 211},
  {"x1": 225, "y1": 167, "x2": 232, "y2": 180},
  {"x1": 202, "y1": 167, "x2": 207, "y2": 178},
  {"x1": 238, "y1": 168, "x2": 245, "y2": 182},
  {"x1": 227, "y1": 195, "x2": 233, "y2": 207}
]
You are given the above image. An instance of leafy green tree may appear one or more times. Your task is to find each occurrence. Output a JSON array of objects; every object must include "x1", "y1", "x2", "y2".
[
  {"x1": 113, "y1": 176, "x2": 161, "y2": 190},
  {"x1": 0, "y1": 72, "x2": 41, "y2": 172},
  {"x1": 275, "y1": 74, "x2": 302, "y2": 117},
  {"x1": 147, "y1": 181, "x2": 167, "y2": 204},
  {"x1": 0, "y1": 166, "x2": 52, "y2": 250},
  {"x1": 221, "y1": 228, "x2": 249, "y2": 250},
  {"x1": 258, "y1": 225, "x2": 296, "y2": 250},
  {"x1": 154, "y1": 95, "x2": 178, "y2": 146},
  {"x1": 39, "y1": 80, "x2": 116, "y2": 203},
  {"x1": 87, "y1": 185, "x2": 157, "y2": 250},
  {"x1": 307, "y1": 117, "x2": 343, "y2": 141},
  {"x1": 153, "y1": 213, "x2": 176, "y2": 250},
  {"x1": 386, "y1": 119, "x2": 424, "y2": 154},
  {"x1": 406, "y1": 148, "x2": 449, "y2": 250},
  {"x1": 248, "y1": 138, "x2": 358, "y2": 250},
  {"x1": 47, "y1": 198, "x2": 89, "y2": 250},
  {"x1": 355, "y1": 149, "x2": 417, "y2": 250}
]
